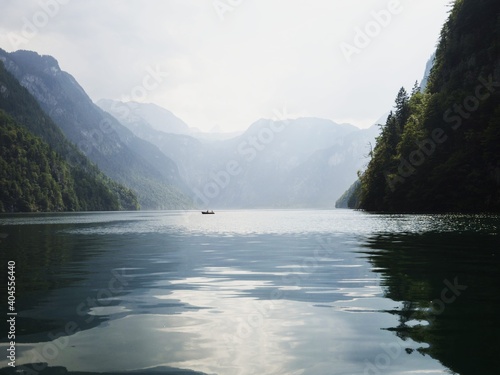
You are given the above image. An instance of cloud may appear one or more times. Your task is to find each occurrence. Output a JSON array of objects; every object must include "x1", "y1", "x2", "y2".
[{"x1": 0, "y1": 0, "x2": 451, "y2": 131}]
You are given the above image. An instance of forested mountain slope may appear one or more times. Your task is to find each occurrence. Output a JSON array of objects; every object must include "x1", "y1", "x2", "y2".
[
  {"x1": 0, "y1": 62, "x2": 139, "y2": 212},
  {"x1": 359, "y1": 0, "x2": 500, "y2": 212}
]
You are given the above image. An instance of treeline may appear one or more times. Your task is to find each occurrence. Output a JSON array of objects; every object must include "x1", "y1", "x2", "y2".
[
  {"x1": 0, "y1": 62, "x2": 139, "y2": 212},
  {"x1": 0, "y1": 111, "x2": 138, "y2": 212},
  {"x1": 335, "y1": 179, "x2": 361, "y2": 209},
  {"x1": 1, "y1": 110, "x2": 77, "y2": 211},
  {"x1": 358, "y1": 0, "x2": 500, "y2": 212}
]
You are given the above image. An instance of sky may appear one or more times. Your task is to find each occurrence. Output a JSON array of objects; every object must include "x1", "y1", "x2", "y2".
[{"x1": 0, "y1": 0, "x2": 452, "y2": 132}]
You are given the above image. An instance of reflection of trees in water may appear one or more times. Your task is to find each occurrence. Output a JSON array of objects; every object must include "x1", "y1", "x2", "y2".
[
  {"x1": 361, "y1": 231, "x2": 500, "y2": 375},
  {"x1": 0, "y1": 364, "x2": 209, "y2": 375},
  {"x1": 0, "y1": 222, "x2": 91, "y2": 294},
  {"x1": 0, "y1": 221, "x2": 123, "y2": 343}
]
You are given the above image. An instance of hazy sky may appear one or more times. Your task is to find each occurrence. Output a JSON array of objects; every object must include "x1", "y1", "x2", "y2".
[{"x1": 0, "y1": 0, "x2": 451, "y2": 132}]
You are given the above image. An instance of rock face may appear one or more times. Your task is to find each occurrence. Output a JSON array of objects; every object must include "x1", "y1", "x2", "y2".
[{"x1": 420, "y1": 52, "x2": 435, "y2": 93}]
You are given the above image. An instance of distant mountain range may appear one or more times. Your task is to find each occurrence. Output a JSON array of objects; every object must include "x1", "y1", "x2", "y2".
[
  {"x1": 97, "y1": 99, "x2": 192, "y2": 135},
  {"x1": 3, "y1": 1, "x2": 496, "y2": 214},
  {"x1": 99, "y1": 99, "x2": 380, "y2": 208},
  {"x1": 1, "y1": 48, "x2": 382, "y2": 211},
  {"x1": 97, "y1": 99, "x2": 243, "y2": 141}
]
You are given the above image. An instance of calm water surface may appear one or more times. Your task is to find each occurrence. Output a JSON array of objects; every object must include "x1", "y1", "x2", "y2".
[{"x1": 0, "y1": 210, "x2": 499, "y2": 375}]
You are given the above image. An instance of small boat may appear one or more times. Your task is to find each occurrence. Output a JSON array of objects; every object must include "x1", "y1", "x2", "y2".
[{"x1": 201, "y1": 210, "x2": 215, "y2": 214}]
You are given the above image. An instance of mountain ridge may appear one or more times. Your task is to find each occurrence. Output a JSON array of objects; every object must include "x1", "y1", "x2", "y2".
[
  {"x1": 0, "y1": 60, "x2": 139, "y2": 212},
  {"x1": 0, "y1": 49, "x2": 194, "y2": 209},
  {"x1": 100, "y1": 104, "x2": 378, "y2": 208}
]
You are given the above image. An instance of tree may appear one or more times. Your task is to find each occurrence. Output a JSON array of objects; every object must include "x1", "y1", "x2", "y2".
[{"x1": 394, "y1": 87, "x2": 410, "y2": 130}]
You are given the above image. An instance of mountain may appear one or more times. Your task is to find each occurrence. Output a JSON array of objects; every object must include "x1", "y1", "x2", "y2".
[
  {"x1": 103, "y1": 104, "x2": 379, "y2": 208},
  {"x1": 0, "y1": 61, "x2": 139, "y2": 212},
  {"x1": 358, "y1": 0, "x2": 500, "y2": 212},
  {"x1": 230, "y1": 118, "x2": 378, "y2": 208},
  {"x1": 97, "y1": 99, "x2": 191, "y2": 135},
  {"x1": 0, "y1": 49, "x2": 193, "y2": 209},
  {"x1": 203, "y1": 117, "x2": 361, "y2": 208},
  {"x1": 420, "y1": 53, "x2": 435, "y2": 93},
  {"x1": 96, "y1": 99, "x2": 243, "y2": 141},
  {"x1": 335, "y1": 113, "x2": 393, "y2": 209},
  {"x1": 335, "y1": 180, "x2": 361, "y2": 209}
]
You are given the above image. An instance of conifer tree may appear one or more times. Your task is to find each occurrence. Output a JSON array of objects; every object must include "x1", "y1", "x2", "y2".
[{"x1": 394, "y1": 87, "x2": 410, "y2": 130}]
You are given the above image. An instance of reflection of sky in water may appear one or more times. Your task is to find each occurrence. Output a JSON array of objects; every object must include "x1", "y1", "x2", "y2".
[
  {"x1": 3, "y1": 209, "x2": 497, "y2": 235},
  {"x1": 3, "y1": 210, "x2": 484, "y2": 374},
  {"x1": 15, "y1": 293, "x2": 442, "y2": 374}
]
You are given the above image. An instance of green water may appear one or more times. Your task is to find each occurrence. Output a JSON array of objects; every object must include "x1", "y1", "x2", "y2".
[{"x1": 0, "y1": 210, "x2": 499, "y2": 374}]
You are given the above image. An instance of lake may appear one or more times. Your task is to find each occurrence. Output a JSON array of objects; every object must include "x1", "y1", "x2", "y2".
[{"x1": 0, "y1": 210, "x2": 499, "y2": 375}]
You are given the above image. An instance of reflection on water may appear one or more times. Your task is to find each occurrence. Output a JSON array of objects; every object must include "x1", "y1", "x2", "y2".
[
  {"x1": 0, "y1": 210, "x2": 498, "y2": 374},
  {"x1": 362, "y1": 230, "x2": 500, "y2": 375}
]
